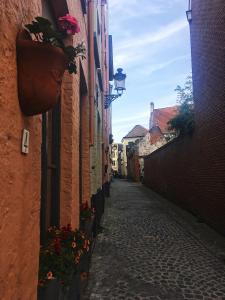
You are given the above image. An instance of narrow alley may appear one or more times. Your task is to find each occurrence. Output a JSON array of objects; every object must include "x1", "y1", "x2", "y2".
[{"x1": 84, "y1": 180, "x2": 225, "y2": 300}]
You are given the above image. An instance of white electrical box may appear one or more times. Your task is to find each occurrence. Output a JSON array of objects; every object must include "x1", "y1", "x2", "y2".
[{"x1": 21, "y1": 129, "x2": 30, "y2": 154}]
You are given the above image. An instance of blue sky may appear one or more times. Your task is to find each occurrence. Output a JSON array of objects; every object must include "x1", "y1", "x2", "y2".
[{"x1": 108, "y1": 0, "x2": 192, "y2": 142}]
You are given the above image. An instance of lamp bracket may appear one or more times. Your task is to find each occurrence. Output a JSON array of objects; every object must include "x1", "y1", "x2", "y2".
[{"x1": 104, "y1": 94, "x2": 121, "y2": 109}]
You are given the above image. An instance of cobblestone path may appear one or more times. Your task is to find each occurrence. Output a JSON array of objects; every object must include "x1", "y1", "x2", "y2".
[{"x1": 83, "y1": 179, "x2": 225, "y2": 300}]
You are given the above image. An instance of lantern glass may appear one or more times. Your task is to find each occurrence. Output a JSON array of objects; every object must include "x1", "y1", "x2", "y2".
[
  {"x1": 186, "y1": 10, "x2": 192, "y2": 22},
  {"x1": 114, "y1": 79, "x2": 125, "y2": 93},
  {"x1": 113, "y1": 68, "x2": 126, "y2": 94}
]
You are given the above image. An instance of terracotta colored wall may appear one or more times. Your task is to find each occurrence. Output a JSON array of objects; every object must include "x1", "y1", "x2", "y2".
[
  {"x1": 121, "y1": 137, "x2": 140, "y2": 177},
  {"x1": 89, "y1": 0, "x2": 110, "y2": 195},
  {"x1": 0, "y1": 1, "x2": 42, "y2": 299},
  {"x1": 60, "y1": 0, "x2": 89, "y2": 228},
  {"x1": 127, "y1": 153, "x2": 140, "y2": 182},
  {"x1": 81, "y1": 93, "x2": 91, "y2": 205},
  {"x1": 0, "y1": 0, "x2": 89, "y2": 298},
  {"x1": 0, "y1": 0, "x2": 110, "y2": 297},
  {"x1": 144, "y1": 0, "x2": 225, "y2": 235},
  {"x1": 101, "y1": 1, "x2": 111, "y2": 184}
]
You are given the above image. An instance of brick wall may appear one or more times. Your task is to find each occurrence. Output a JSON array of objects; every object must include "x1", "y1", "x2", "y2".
[
  {"x1": 144, "y1": 0, "x2": 225, "y2": 235},
  {"x1": 127, "y1": 153, "x2": 140, "y2": 182}
]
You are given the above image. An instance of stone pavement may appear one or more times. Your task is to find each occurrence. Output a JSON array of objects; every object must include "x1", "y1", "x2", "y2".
[{"x1": 83, "y1": 179, "x2": 225, "y2": 300}]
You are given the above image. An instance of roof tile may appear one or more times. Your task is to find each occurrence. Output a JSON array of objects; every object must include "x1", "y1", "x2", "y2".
[
  {"x1": 151, "y1": 106, "x2": 178, "y2": 133},
  {"x1": 124, "y1": 125, "x2": 148, "y2": 138}
]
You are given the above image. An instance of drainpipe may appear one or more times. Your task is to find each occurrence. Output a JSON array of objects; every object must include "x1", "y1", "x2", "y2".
[{"x1": 88, "y1": 0, "x2": 95, "y2": 146}]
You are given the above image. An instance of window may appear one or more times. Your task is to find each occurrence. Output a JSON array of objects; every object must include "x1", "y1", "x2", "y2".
[
  {"x1": 97, "y1": 12, "x2": 101, "y2": 35},
  {"x1": 80, "y1": 0, "x2": 87, "y2": 14}
]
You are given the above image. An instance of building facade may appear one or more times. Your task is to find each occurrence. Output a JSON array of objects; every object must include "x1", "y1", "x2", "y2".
[
  {"x1": 0, "y1": 0, "x2": 112, "y2": 298},
  {"x1": 126, "y1": 104, "x2": 178, "y2": 181},
  {"x1": 111, "y1": 143, "x2": 123, "y2": 176},
  {"x1": 121, "y1": 125, "x2": 148, "y2": 177}
]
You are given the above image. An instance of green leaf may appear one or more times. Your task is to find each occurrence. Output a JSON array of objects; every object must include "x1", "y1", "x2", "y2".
[
  {"x1": 35, "y1": 16, "x2": 52, "y2": 26},
  {"x1": 64, "y1": 46, "x2": 76, "y2": 60},
  {"x1": 25, "y1": 22, "x2": 41, "y2": 34},
  {"x1": 68, "y1": 63, "x2": 77, "y2": 74}
]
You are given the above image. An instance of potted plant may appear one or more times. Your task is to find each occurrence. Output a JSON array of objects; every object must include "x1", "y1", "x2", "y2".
[
  {"x1": 17, "y1": 15, "x2": 85, "y2": 116},
  {"x1": 79, "y1": 202, "x2": 95, "y2": 292},
  {"x1": 38, "y1": 224, "x2": 90, "y2": 300},
  {"x1": 80, "y1": 201, "x2": 95, "y2": 239}
]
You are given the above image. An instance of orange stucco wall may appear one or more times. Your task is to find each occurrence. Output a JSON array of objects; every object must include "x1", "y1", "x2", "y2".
[
  {"x1": 60, "y1": 1, "x2": 89, "y2": 228},
  {"x1": 0, "y1": 1, "x2": 42, "y2": 299},
  {"x1": 101, "y1": 1, "x2": 111, "y2": 185},
  {"x1": 0, "y1": 0, "x2": 89, "y2": 298}
]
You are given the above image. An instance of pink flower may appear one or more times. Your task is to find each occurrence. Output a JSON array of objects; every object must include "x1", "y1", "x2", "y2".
[{"x1": 58, "y1": 14, "x2": 80, "y2": 35}]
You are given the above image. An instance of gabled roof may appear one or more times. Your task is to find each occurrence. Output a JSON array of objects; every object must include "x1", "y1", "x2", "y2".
[
  {"x1": 123, "y1": 125, "x2": 148, "y2": 139},
  {"x1": 151, "y1": 106, "x2": 178, "y2": 133}
]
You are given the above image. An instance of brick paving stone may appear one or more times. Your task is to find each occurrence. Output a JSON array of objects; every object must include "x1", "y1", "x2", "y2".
[{"x1": 82, "y1": 180, "x2": 225, "y2": 300}]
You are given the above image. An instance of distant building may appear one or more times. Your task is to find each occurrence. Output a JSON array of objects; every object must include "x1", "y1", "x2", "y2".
[
  {"x1": 111, "y1": 143, "x2": 123, "y2": 176},
  {"x1": 138, "y1": 103, "x2": 178, "y2": 159},
  {"x1": 126, "y1": 103, "x2": 178, "y2": 181},
  {"x1": 149, "y1": 102, "x2": 178, "y2": 142},
  {"x1": 121, "y1": 125, "x2": 148, "y2": 177}
]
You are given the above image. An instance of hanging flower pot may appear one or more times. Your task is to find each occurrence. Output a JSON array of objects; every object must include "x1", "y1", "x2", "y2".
[
  {"x1": 17, "y1": 30, "x2": 67, "y2": 116},
  {"x1": 16, "y1": 16, "x2": 86, "y2": 116}
]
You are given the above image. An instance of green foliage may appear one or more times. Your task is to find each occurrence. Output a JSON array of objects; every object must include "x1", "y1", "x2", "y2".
[
  {"x1": 24, "y1": 17, "x2": 86, "y2": 74},
  {"x1": 168, "y1": 76, "x2": 194, "y2": 135},
  {"x1": 80, "y1": 201, "x2": 94, "y2": 221},
  {"x1": 38, "y1": 225, "x2": 90, "y2": 288}
]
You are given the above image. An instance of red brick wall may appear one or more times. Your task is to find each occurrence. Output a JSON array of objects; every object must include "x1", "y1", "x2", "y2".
[
  {"x1": 127, "y1": 153, "x2": 140, "y2": 182},
  {"x1": 144, "y1": 0, "x2": 225, "y2": 235}
]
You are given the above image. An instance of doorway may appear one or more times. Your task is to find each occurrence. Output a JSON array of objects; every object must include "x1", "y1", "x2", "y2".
[{"x1": 40, "y1": 103, "x2": 61, "y2": 243}]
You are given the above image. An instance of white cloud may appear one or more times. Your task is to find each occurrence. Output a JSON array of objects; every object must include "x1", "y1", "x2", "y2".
[
  {"x1": 109, "y1": 0, "x2": 165, "y2": 16},
  {"x1": 116, "y1": 19, "x2": 187, "y2": 51},
  {"x1": 153, "y1": 93, "x2": 177, "y2": 108},
  {"x1": 112, "y1": 18, "x2": 188, "y2": 69},
  {"x1": 113, "y1": 111, "x2": 149, "y2": 125},
  {"x1": 145, "y1": 72, "x2": 191, "y2": 89},
  {"x1": 141, "y1": 55, "x2": 190, "y2": 76},
  {"x1": 113, "y1": 52, "x2": 141, "y2": 67}
]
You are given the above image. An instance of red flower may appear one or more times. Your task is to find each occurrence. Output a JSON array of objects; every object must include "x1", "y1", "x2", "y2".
[
  {"x1": 67, "y1": 224, "x2": 72, "y2": 231},
  {"x1": 61, "y1": 226, "x2": 67, "y2": 232},
  {"x1": 38, "y1": 279, "x2": 46, "y2": 286},
  {"x1": 54, "y1": 237, "x2": 61, "y2": 254},
  {"x1": 47, "y1": 271, "x2": 54, "y2": 280},
  {"x1": 58, "y1": 14, "x2": 80, "y2": 35},
  {"x1": 81, "y1": 201, "x2": 90, "y2": 212}
]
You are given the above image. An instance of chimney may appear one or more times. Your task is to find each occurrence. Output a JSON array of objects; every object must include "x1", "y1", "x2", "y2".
[{"x1": 149, "y1": 102, "x2": 154, "y2": 129}]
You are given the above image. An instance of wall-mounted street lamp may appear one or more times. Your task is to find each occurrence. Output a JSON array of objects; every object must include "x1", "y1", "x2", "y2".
[
  {"x1": 186, "y1": 0, "x2": 192, "y2": 23},
  {"x1": 186, "y1": 9, "x2": 192, "y2": 22},
  {"x1": 104, "y1": 68, "x2": 126, "y2": 109}
]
